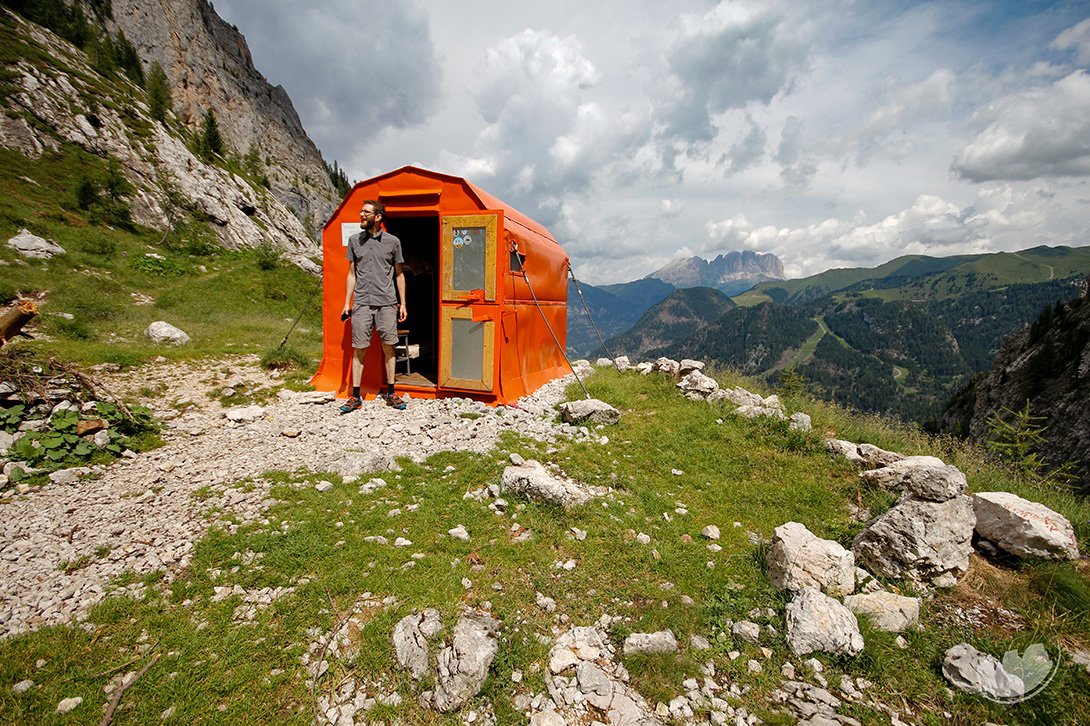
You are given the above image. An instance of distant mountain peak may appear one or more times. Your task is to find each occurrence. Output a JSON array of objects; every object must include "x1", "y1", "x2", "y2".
[{"x1": 644, "y1": 251, "x2": 785, "y2": 294}]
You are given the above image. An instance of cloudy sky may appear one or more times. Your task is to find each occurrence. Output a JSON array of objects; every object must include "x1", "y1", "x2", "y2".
[{"x1": 211, "y1": 0, "x2": 1090, "y2": 284}]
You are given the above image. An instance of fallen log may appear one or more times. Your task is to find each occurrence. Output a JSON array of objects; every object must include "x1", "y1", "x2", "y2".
[{"x1": 0, "y1": 300, "x2": 38, "y2": 347}]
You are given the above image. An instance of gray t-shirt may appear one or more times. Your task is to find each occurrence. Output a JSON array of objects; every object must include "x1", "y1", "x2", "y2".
[{"x1": 346, "y1": 229, "x2": 404, "y2": 307}]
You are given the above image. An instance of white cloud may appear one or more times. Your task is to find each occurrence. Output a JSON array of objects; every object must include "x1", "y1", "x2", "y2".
[
  {"x1": 444, "y1": 29, "x2": 653, "y2": 226},
  {"x1": 703, "y1": 187, "x2": 1059, "y2": 277},
  {"x1": 720, "y1": 117, "x2": 767, "y2": 175},
  {"x1": 1053, "y1": 18, "x2": 1090, "y2": 65},
  {"x1": 211, "y1": 0, "x2": 442, "y2": 164},
  {"x1": 655, "y1": 0, "x2": 816, "y2": 146},
  {"x1": 951, "y1": 70, "x2": 1090, "y2": 182}
]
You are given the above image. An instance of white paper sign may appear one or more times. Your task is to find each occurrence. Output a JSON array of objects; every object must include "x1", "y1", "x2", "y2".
[{"x1": 341, "y1": 222, "x2": 362, "y2": 247}]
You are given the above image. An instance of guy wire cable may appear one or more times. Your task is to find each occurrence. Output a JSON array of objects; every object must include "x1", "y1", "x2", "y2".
[
  {"x1": 276, "y1": 272, "x2": 323, "y2": 352},
  {"x1": 514, "y1": 253, "x2": 591, "y2": 400},
  {"x1": 568, "y1": 268, "x2": 617, "y2": 362}
]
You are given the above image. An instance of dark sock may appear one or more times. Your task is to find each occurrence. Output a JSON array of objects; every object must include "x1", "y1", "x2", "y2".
[
  {"x1": 386, "y1": 383, "x2": 395, "y2": 396},
  {"x1": 352, "y1": 386, "x2": 360, "y2": 398}
]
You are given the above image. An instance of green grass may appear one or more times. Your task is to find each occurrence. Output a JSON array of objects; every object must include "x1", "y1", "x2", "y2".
[
  {"x1": 3, "y1": 367, "x2": 1087, "y2": 724},
  {"x1": 0, "y1": 143, "x2": 323, "y2": 368}
]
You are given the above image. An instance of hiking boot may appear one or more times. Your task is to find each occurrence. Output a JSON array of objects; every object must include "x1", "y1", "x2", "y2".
[
  {"x1": 381, "y1": 392, "x2": 407, "y2": 410},
  {"x1": 339, "y1": 395, "x2": 362, "y2": 413}
]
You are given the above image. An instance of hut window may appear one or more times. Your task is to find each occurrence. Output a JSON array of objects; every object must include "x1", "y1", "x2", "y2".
[{"x1": 510, "y1": 250, "x2": 527, "y2": 275}]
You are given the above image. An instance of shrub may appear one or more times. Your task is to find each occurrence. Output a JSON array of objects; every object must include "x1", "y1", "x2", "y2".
[{"x1": 253, "y1": 241, "x2": 280, "y2": 271}]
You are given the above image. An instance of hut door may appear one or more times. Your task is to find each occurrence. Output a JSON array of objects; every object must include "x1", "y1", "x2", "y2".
[{"x1": 439, "y1": 212, "x2": 500, "y2": 391}]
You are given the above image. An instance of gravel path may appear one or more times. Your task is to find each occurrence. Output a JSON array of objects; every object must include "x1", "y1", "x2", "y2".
[{"x1": 0, "y1": 357, "x2": 591, "y2": 639}]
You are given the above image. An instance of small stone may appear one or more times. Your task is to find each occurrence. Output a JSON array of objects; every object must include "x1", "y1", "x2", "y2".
[
  {"x1": 55, "y1": 697, "x2": 83, "y2": 713},
  {"x1": 315, "y1": 480, "x2": 334, "y2": 492},
  {"x1": 701, "y1": 525, "x2": 721, "y2": 540},
  {"x1": 12, "y1": 679, "x2": 34, "y2": 694}
]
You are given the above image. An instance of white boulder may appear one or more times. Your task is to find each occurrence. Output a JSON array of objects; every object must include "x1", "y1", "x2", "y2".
[
  {"x1": 767, "y1": 522, "x2": 855, "y2": 596},
  {"x1": 973, "y1": 492, "x2": 1079, "y2": 561},
  {"x1": 559, "y1": 398, "x2": 620, "y2": 425},
  {"x1": 145, "y1": 321, "x2": 191, "y2": 345},
  {"x1": 852, "y1": 494, "x2": 976, "y2": 587},
  {"x1": 785, "y1": 588, "x2": 864, "y2": 656},
  {"x1": 6, "y1": 229, "x2": 65, "y2": 258}
]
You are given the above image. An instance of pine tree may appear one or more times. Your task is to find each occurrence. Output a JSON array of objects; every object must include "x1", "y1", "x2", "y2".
[
  {"x1": 147, "y1": 61, "x2": 171, "y2": 122},
  {"x1": 198, "y1": 109, "x2": 224, "y2": 160},
  {"x1": 115, "y1": 30, "x2": 143, "y2": 85}
]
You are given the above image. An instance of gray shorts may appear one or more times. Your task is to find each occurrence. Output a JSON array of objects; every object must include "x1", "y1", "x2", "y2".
[{"x1": 351, "y1": 305, "x2": 399, "y2": 349}]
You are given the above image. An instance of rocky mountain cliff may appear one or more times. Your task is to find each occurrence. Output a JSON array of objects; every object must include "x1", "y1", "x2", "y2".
[
  {"x1": 105, "y1": 0, "x2": 336, "y2": 233},
  {"x1": 645, "y1": 251, "x2": 785, "y2": 295},
  {"x1": 0, "y1": 4, "x2": 334, "y2": 266},
  {"x1": 940, "y1": 274, "x2": 1090, "y2": 494}
]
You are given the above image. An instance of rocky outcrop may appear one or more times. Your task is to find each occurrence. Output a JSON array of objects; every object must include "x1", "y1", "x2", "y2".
[
  {"x1": 0, "y1": 6, "x2": 327, "y2": 262},
  {"x1": 107, "y1": 0, "x2": 336, "y2": 232},
  {"x1": 943, "y1": 279, "x2": 1090, "y2": 494}
]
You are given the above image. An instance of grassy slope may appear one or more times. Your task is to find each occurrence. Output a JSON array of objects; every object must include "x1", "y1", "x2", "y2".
[
  {"x1": 0, "y1": 143, "x2": 324, "y2": 368},
  {"x1": 735, "y1": 246, "x2": 1090, "y2": 308},
  {"x1": 1, "y1": 368, "x2": 1088, "y2": 725}
]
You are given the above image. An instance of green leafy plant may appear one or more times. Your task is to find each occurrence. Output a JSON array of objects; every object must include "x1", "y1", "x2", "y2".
[{"x1": 0, "y1": 403, "x2": 26, "y2": 432}]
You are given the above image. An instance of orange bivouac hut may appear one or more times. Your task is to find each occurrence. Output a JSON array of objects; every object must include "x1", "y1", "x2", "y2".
[{"x1": 310, "y1": 166, "x2": 570, "y2": 405}]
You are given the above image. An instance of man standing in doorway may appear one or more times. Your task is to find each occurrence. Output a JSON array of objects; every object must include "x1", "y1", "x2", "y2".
[{"x1": 340, "y1": 200, "x2": 407, "y2": 412}]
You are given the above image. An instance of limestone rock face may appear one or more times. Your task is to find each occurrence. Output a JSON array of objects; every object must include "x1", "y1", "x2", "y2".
[
  {"x1": 852, "y1": 494, "x2": 976, "y2": 587},
  {"x1": 767, "y1": 522, "x2": 855, "y2": 597},
  {"x1": 676, "y1": 370, "x2": 719, "y2": 398},
  {"x1": 785, "y1": 587, "x2": 864, "y2": 656},
  {"x1": 393, "y1": 609, "x2": 443, "y2": 680},
  {"x1": 0, "y1": 7, "x2": 325, "y2": 260},
  {"x1": 942, "y1": 643, "x2": 1026, "y2": 700},
  {"x1": 430, "y1": 609, "x2": 500, "y2": 712},
  {"x1": 623, "y1": 630, "x2": 679, "y2": 655},
  {"x1": 973, "y1": 492, "x2": 1080, "y2": 560},
  {"x1": 826, "y1": 440, "x2": 906, "y2": 468},
  {"x1": 107, "y1": 0, "x2": 335, "y2": 232},
  {"x1": 500, "y1": 460, "x2": 594, "y2": 509}
]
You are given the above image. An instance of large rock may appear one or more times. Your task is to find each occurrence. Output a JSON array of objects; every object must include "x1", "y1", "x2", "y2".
[
  {"x1": 785, "y1": 588, "x2": 864, "y2": 656},
  {"x1": 973, "y1": 492, "x2": 1080, "y2": 560},
  {"x1": 393, "y1": 609, "x2": 443, "y2": 680},
  {"x1": 767, "y1": 522, "x2": 855, "y2": 597},
  {"x1": 842, "y1": 591, "x2": 919, "y2": 632},
  {"x1": 651, "y1": 357, "x2": 681, "y2": 378},
  {"x1": 501, "y1": 459, "x2": 594, "y2": 509},
  {"x1": 852, "y1": 494, "x2": 976, "y2": 587},
  {"x1": 6, "y1": 229, "x2": 65, "y2": 259},
  {"x1": 224, "y1": 405, "x2": 265, "y2": 423},
  {"x1": 860, "y1": 456, "x2": 967, "y2": 502},
  {"x1": 430, "y1": 609, "x2": 500, "y2": 712},
  {"x1": 676, "y1": 371, "x2": 719, "y2": 398},
  {"x1": 826, "y1": 440, "x2": 905, "y2": 468},
  {"x1": 623, "y1": 630, "x2": 679, "y2": 655},
  {"x1": 145, "y1": 321, "x2": 191, "y2": 345},
  {"x1": 559, "y1": 398, "x2": 620, "y2": 425}
]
